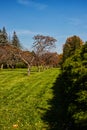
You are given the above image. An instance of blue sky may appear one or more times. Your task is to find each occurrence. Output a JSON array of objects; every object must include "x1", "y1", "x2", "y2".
[{"x1": 0, "y1": 0, "x2": 87, "y2": 53}]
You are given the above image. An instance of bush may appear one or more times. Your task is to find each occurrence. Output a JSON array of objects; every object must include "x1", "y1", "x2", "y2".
[
  {"x1": 61, "y1": 43, "x2": 87, "y2": 129},
  {"x1": 15, "y1": 62, "x2": 27, "y2": 68}
]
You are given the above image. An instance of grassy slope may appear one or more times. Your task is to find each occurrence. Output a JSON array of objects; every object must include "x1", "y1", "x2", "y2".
[{"x1": 0, "y1": 68, "x2": 60, "y2": 130}]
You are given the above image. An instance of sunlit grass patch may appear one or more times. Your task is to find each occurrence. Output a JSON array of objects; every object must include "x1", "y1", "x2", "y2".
[{"x1": 0, "y1": 68, "x2": 60, "y2": 130}]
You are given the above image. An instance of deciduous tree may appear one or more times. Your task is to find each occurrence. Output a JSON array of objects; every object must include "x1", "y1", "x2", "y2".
[
  {"x1": 63, "y1": 35, "x2": 83, "y2": 62},
  {"x1": 33, "y1": 35, "x2": 57, "y2": 71}
]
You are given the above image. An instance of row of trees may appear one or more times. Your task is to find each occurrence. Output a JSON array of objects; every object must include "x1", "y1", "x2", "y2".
[
  {"x1": 0, "y1": 27, "x2": 61, "y2": 75},
  {"x1": 59, "y1": 36, "x2": 87, "y2": 129}
]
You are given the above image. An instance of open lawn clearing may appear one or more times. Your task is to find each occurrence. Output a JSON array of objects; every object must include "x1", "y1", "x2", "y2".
[{"x1": 0, "y1": 68, "x2": 60, "y2": 130}]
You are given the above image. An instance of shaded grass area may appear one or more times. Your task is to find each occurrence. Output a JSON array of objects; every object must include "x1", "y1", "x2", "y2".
[
  {"x1": 42, "y1": 74, "x2": 63, "y2": 129},
  {"x1": 43, "y1": 73, "x2": 74, "y2": 130},
  {"x1": 0, "y1": 68, "x2": 60, "y2": 130},
  {"x1": 43, "y1": 72, "x2": 87, "y2": 130}
]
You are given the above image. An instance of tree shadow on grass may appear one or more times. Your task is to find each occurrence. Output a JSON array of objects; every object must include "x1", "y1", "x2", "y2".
[{"x1": 42, "y1": 74, "x2": 74, "y2": 130}]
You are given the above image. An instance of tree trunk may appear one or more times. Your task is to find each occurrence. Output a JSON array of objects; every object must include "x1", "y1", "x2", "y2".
[
  {"x1": 38, "y1": 66, "x2": 40, "y2": 72},
  {"x1": 1, "y1": 64, "x2": 3, "y2": 70},
  {"x1": 7, "y1": 64, "x2": 10, "y2": 68},
  {"x1": 27, "y1": 65, "x2": 31, "y2": 76},
  {"x1": 12, "y1": 65, "x2": 14, "y2": 69}
]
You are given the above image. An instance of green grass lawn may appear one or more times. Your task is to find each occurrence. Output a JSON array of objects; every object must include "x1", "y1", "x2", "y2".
[{"x1": 0, "y1": 68, "x2": 60, "y2": 130}]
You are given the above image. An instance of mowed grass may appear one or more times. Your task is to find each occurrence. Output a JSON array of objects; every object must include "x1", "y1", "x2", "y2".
[{"x1": 0, "y1": 68, "x2": 60, "y2": 130}]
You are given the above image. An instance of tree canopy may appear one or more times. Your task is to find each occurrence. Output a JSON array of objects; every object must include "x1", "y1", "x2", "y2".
[
  {"x1": 63, "y1": 35, "x2": 83, "y2": 62},
  {"x1": 33, "y1": 35, "x2": 57, "y2": 55}
]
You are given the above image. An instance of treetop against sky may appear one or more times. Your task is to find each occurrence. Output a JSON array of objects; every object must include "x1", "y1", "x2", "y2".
[{"x1": 0, "y1": 0, "x2": 87, "y2": 53}]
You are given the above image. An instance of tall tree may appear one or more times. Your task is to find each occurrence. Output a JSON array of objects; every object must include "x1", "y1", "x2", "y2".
[
  {"x1": 0, "y1": 27, "x2": 8, "y2": 45},
  {"x1": 12, "y1": 31, "x2": 22, "y2": 49},
  {"x1": 63, "y1": 35, "x2": 83, "y2": 62},
  {"x1": 61, "y1": 42, "x2": 87, "y2": 129},
  {"x1": 33, "y1": 35, "x2": 57, "y2": 70}
]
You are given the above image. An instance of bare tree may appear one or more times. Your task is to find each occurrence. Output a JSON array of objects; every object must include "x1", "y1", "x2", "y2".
[{"x1": 33, "y1": 35, "x2": 57, "y2": 71}]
